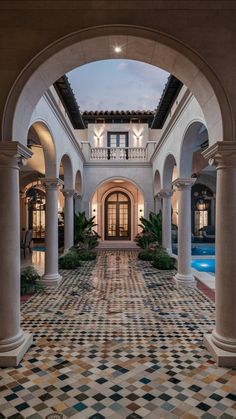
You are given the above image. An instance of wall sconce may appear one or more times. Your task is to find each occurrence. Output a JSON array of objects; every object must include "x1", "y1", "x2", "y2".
[
  {"x1": 93, "y1": 208, "x2": 96, "y2": 213},
  {"x1": 139, "y1": 209, "x2": 143, "y2": 213}
]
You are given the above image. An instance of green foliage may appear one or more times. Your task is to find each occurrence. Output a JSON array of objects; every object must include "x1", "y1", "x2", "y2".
[
  {"x1": 74, "y1": 211, "x2": 100, "y2": 249},
  {"x1": 135, "y1": 211, "x2": 162, "y2": 249},
  {"x1": 138, "y1": 250, "x2": 156, "y2": 261},
  {"x1": 21, "y1": 266, "x2": 42, "y2": 295},
  {"x1": 152, "y1": 250, "x2": 176, "y2": 270},
  {"x1": 77, "y1": 250, "x2": 97, "y2": 261},
  {"x1": 59, "y1": 251, "x2": 81, "y2": 269}
]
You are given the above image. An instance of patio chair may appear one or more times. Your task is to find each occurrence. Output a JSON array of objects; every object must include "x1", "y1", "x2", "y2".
[{"x1": 21, "y1": 229, "x2": 33, "y2": 258}]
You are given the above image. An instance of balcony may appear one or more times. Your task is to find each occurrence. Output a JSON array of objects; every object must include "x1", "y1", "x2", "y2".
[
  {"x1": 81, "y1": 142, "x2": 157, "y2": 162},
  {"x1": 90, "y1": 147, "x2": 146, "y2": 161}
]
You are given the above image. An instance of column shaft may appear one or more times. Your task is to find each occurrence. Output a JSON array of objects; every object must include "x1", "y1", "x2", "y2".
[
  {"x1": 160, "y1": 190, "x2": 172, "y2": 253},
  {"x1": 173, "y1": 179, "x2": 195, "y2": 287},
  {"x1": 0, "y1": 142, "x2": 33, "y2": 366},
  {"x1": 202, "y1": 142, "x2": 236, "y2": 366},
  {"x1": 42, "y1": 178, "x2": 62, "y2": 286},
  {"x1": 63, "y1": 190, "x2": 74, "y2": 252}
]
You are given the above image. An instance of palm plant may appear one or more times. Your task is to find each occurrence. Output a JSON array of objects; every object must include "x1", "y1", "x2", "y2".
[
  {"x1": 74, "y1": 211, "x2": 99, "y2": 249},
  {"x1": 139, "y1": 210, "x2": 162, "y2": 244}
]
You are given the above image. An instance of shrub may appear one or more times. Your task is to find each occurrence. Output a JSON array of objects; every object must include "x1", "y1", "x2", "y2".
[
  {"x1": 138, "y1": 250, "x2": 155, "y2": 261},
  {"x1": 59, "y1": 251, "x2": 81, "y2": 269},
  {"x1": 77, "y1": 250, "x2": 97, "y2": 261},
  {"x1": 152, "y1": 251, "x2": 176, "y2": 270},
  {"x1": 21, "y1": 266, "x2": 42, "y2": 295},
  {"x1": 74, "y1": 211, "x2": 100, "y2": 249}
]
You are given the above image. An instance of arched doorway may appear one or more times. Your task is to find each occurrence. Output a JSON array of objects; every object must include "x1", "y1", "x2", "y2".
[
  {"x1": 105, "y1": 191, "x2": 131, "y2": 240},
  {"x1": 26, "y1": 186, "x2": 46, "y2": 240}
]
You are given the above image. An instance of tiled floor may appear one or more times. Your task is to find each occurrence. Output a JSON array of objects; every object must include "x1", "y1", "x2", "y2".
[{"x1": 1, "y1": 250, "x2": 236, "y2": 419}]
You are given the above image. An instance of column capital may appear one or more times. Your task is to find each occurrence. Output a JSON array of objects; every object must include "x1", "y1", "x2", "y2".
[
  {"x1": 0, "y1": 141, "x2": 32, "y2": 169},
  {"x1": 41, "y1": 177, "x2": 63, "y2": 190},
  {"x1": 62, "y1": 189, "x2": 75, "y2": 197},
  {"x1": 202, "y1": 141, "x2": 236, "y2": 169},
  {"x1": 157, "y1": 189, "x2": 173, "y2": 198},
  {"x1": 172, "y1": 178, "x2": 196, "y2": 191}
]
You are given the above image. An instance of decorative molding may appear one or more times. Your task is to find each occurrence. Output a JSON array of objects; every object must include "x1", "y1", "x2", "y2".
[
  {"x1": 41, "y1": 177, "x2": 64, "y2": 190},
  {"x1": 172, "y1": 177, "x2": 196, "y2": 191},
  {"x1": 44, "y1": 90, "x2": 85, "y2": 162},
  {"x1": 157, "y1": 188, "x2": 173, "y2": 198},
  {"x1": 150, "y1": 88, "x2": 193, "y2": 162},
  {"x1": 0, "y1": 141, "x2": 32, "y2": 169},
  {"x1": 62, "y1": 189, "x2": 75, "y2": 197},
  {"x1": 202, "y1": 141, "x2": 236, "y2": 169}
]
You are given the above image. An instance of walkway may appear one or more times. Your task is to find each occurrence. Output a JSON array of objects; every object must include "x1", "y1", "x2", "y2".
[{"x1": 0, "y1": 251, "x2": 236, "y2": 418}]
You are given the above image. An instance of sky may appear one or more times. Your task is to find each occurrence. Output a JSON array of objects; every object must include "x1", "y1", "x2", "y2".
[{"x1": 67, "y1": 60, "x2": 169, "y2": 111}]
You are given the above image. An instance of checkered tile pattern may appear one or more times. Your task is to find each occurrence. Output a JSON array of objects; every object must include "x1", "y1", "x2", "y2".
[{"x1": 0, "y1": 251, "x2": 236, "y2": 418}]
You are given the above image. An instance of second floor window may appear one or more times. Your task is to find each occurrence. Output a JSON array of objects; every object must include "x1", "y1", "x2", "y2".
[{"x1": 107, "y1": 132, "x2": 129, "y2": 148}]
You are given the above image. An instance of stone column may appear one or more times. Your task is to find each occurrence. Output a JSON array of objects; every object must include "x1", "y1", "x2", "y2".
[
  {"x1": 173, "y1": 178, "x2": 195, "y2": 287},
  {"x1": 158, "y1": 189, "x2": 172, "y2": 253},
  {"x1": 41, "y1": 178, "x2": 63, "y2": 286},
  {"x1": 62, "y1": 189, "x2": 74, "y2": 252},
  {"x1": 154, "y1": 194, "x2": 162, "y2": 213},
  {"x1": 0, "y1": 142, "x2": 33, "y2": 367},
  {"x1": 203, "y1": 142, "x2": 236, "y2": 367}
]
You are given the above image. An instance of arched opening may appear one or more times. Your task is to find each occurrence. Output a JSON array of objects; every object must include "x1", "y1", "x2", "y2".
[
  {"x1": 2, "y1": 27, "x2": 232, "y2": 147},
  {"x1": 105, "y1": 191, "x2": 131, "y2": 240},
  {"x1": 91, "y1": 177, "x2": 145, "y2": 241}
]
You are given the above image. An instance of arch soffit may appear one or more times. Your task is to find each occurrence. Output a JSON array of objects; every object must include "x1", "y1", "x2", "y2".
[
  {"x1": 59, "y1": 153, "x2": 75, "y2": 189},
  {"x1": 75, "y1": 169, "x2": 83, "y2": 195},
  {"x1": 161, "y1": 153, "x2": 178, "y2": 189},
  {"x1": 29, "y1": 120, "x2": 57, "y2": 178},
  {"x1": 179, "y1": 119, "x2": 208, "y2": 178},
  {"x1": 89, "y1": 175, "x2": 145, "y2": 203},
  {"x1": 3, "y1": 25, "x2": 234, "y2": 144}
]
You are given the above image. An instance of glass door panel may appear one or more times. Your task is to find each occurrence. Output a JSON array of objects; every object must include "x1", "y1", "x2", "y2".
[{"x1": 105, "y1": 192, "x2": 131, "y2": 240}]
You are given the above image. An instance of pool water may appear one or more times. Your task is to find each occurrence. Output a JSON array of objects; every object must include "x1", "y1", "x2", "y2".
[
  {"x1": 192, "y1": 246, "x2": 215, "y2": 256},
  {"x1": 173, "y1": 245, "x2": 215, "y2": 256},
  {"x1": 33, "y1": 246, "x2": 46, "y2": 252},
  {"x1": 191, "y1": 258, "x2": 215, "y2": 273}
]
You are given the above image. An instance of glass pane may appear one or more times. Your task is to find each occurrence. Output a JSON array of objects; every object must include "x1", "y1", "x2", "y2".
[
  {"x1": 107, "y1": 203, "x2": 117, "y2": 236},
  {"x1": 109, "y1": 134, "x2": 117, "y2": 147},
  {"x1": 118, "y1": 193, "x2": 128, "y2": 202},
  {"x1": 107, "y1": 193, "x2": 118, "y2": 202},
  {"x1": 119, "y1": 203, "x2": 128, "y2": 237},
  {"x1": 119, "y1": 134, "x2": 126, "y2": 148}
]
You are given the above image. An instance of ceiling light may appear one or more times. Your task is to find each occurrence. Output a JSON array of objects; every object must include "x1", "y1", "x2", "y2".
[
  {"x1": 113, "y1": 180, "x2": 124, "y2": 183},
  {"x1": 114, "y1": 46, "x2": 122, "y2": 53}
]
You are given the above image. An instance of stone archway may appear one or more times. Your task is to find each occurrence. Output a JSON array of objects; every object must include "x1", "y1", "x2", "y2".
[{"x1": 2, "y1": 26, "x2": 233, "y2": 146}]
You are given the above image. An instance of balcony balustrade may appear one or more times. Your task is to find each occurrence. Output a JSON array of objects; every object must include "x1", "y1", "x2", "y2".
[{"x1": 90, "y1": 147, "x2": 147, "y2": 161}]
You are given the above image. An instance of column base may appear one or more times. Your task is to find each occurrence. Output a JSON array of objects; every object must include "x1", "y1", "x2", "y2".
[
  {"x1": 174, "y1": 273, "x2": 196, "y2": 287},
  {"x1": 204, "y1": 334, "x2": 236, "y2": 367},
  {"x1": 0, "y1": 332, "x2": 33, "y2": 367},
  {"x1": 40, "y1": 273, "x2": 62, "y2": 287}
]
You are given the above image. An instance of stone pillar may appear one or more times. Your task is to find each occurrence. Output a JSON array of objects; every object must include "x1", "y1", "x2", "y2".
[
  {"x1": 19, "y1": 191, "x2": 27, "y2": 230},
  {"x1": 41, "y1": 178, "x2": 63, "y2": 286},
  {"x1": 158, "y1": 189, "x2": 172, "y2": 253},
  {"x1": 74, "y1": 194, "x2": 82, "y2": 213},
  {"x1": 154, "y1": 194, "x2": 162, "y2": 213},
  {"x1": 203, "y1": 142, "x2": 236, "y2": 367},
  {"x1": 62, "y1": 189, "x2": 74, "y2": 252},
  {"x1": 173, "y1": 178, "x2": 195, "y2": 287},
  {"x1": 0, "y1": 142, "x2": 33, "y2": 367}
]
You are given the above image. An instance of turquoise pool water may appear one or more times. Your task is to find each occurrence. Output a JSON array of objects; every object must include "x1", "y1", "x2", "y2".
[
  {"x1": 33, "y1": 246, "x2": 46, "y2": 252},
  {"x1": 173, "y1": 245, "x2": 215, "y2": 256},
  {"x1": 191, "y1": 258, "x2": 215, "y2": 273}
]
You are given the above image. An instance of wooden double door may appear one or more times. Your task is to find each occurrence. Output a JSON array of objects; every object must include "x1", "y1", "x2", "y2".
[{"x1": 105, "y1": 191, "x2": 131, "y2": 240}]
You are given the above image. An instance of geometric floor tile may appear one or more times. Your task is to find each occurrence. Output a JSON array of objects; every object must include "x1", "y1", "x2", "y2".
[{"x1": 0, "y1": 250, "x2": 236, "y2": 418}]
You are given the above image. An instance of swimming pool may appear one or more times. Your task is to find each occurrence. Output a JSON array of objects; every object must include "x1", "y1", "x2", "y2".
[
  {"x1": 191, "y1": 258, "x2": 215, "y2": 273},
  {"x1": 173, "y1": 244, "x2": 215, "y2": 256}
]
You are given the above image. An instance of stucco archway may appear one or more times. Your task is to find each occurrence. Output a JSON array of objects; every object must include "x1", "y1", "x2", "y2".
[{"x1": 2, "y1": 26, "x2": 233, "y2": 146}]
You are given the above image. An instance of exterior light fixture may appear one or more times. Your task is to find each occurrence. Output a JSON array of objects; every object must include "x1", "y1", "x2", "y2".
[{"x1": 114, "y1": 46, "x2": 122, "y2": 53}]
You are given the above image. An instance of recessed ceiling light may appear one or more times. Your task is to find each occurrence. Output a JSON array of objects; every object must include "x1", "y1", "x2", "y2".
[
  {"x1": 114, "y1": 46, "x2": 122, "y2": 53},
  {"x1": 113, "y1": 179, "x2": 124, "y2": 183}
]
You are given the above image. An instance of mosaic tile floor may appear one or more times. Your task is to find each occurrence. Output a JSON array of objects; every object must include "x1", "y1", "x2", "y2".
[{"x1": 1, "y1": 250, "x2": 236, "y2": 419}]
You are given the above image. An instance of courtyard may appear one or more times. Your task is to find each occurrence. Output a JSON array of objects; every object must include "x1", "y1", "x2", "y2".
[{"x1": 0, "y1": 251, "x2": 235, "y2": 419}]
